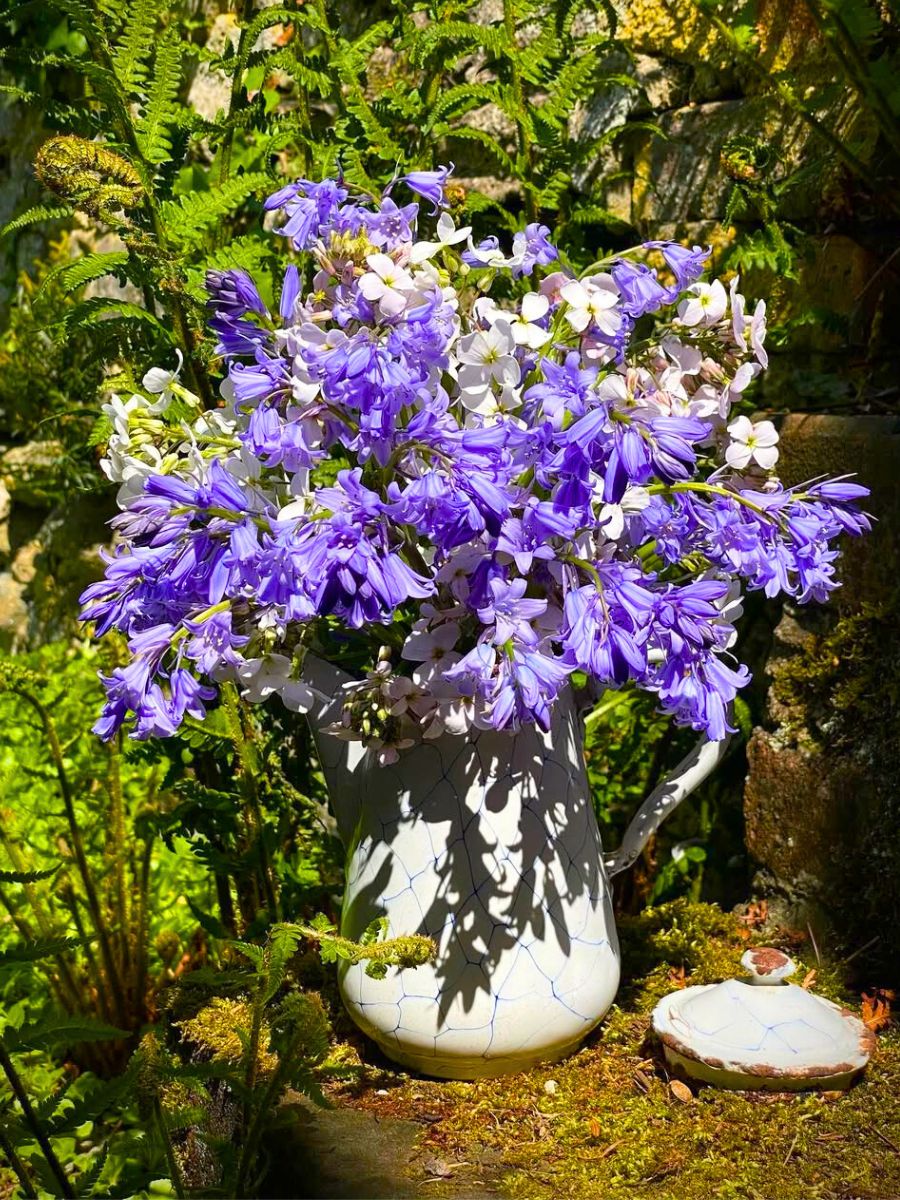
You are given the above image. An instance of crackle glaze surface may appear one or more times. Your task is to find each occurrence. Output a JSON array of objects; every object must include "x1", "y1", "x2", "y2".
[{"x1": 306, "y1": 658, "x2": 619, "y2": 1079}]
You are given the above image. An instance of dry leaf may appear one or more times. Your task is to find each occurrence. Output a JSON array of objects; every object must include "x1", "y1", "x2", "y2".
[
  {"x1": 861, "y1": 989, "x2": 894, "y2": 1032},
  {"x1": 669, "y1": 1079, "x2": 694, "y2": 1104},
  {"x1": 589, "y1": 1117, "x2": 601, "y2": 1139},
  {"x1": 633, "y1": 1069, "x2": 652, "y2": 1094},
  {"x1": 801, "y1": 969, "x2": 817, "y2": 990}
]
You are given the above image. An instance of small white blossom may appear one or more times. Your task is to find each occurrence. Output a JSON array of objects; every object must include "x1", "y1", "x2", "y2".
[
  {"x1": 725, "y1": 415, "x2": 779, "y2": 471},
  {"x1": 358, "y1": 253, "x2": 415, "y2": 316},
  {"x1": 560, "y1": 276, "x2": 620, "y2": 336},
  {"x1": 456, "y1": 321, "x2": 520, "y2": 410},
  {"x1": 410, "y1": 213, "x2": 472, "y2": 263},
  {"x1": 237, "y1": 654, "x2": 313, "y2": 712},
  {"x1": 677, "y1": 280, "x2": 728, "y2": 328}
]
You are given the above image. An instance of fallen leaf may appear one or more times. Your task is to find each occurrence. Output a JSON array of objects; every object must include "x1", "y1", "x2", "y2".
[
  {"x1": 589, "y1": 1117, "x2": 601, "y2": 1139},
  {"x1": 801, "y1": 969, "x2": 817, "y2": 990},
  {"x1": 862, "y1": 989, "x2": 893, "y2": 1032},
  {"x1": 669, "y1": 1079, "x2": 694, "y2": 1104}
]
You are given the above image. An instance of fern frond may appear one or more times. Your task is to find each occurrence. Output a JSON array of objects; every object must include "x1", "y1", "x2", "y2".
[
  {"x1": 136, "y1": 31, "x2": 183, "y2": 164},
  {"x1": 75, "y1": 1144, "x2": 109, "y2": 1197},
  {"x1": 5, "y1": 1016, "x2": 130, "y2": 1053},
  {"x1": 59, "y1": 297, "x2": 172, "y2": 338},
  {"x1": 425, "y1": 82, "x2": 502, "y2": 131},
  {"x1": 111, "y1": 0, "x2": 162, "y2": 92},
  {"x1": 37, "y1": 250, "x2": 130, "y2": 301},
  {"x1": 408, "y1": 20, "x2": 507, "y2": 66},
  {"x1": 160, "y1": 172, "x2": 269, "y2": 247},
  {"x1": 0, "y1": 865, "x2": 59, "y2": 884},
  {"x1": 0, "y1": 204, "x2": 72, "y2": 240},
  {"x1": 444, "y1": 126, "x2": 517, "y2": 176}
]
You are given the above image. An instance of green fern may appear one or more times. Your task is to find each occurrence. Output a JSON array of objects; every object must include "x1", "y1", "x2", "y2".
[
  {"x1": 160, "y1": 173, "x2": 270, "y2": 248},
  {"x1": 111, "y1": 0, "x2": 163, "y2": 93},
  {"x1": 135, "y1": 30, "x2": 184, "y2": 164},
  {"x1": 36, "y1": 251, "x2": 131, "y2": 302}
]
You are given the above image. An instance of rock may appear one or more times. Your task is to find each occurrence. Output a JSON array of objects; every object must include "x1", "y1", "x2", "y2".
[
  {"x1": 620, "y1": 0, "x2": 733, "y2": 72},
  {"x1": 743, "y1": 415, "x2": 900, "y2": 983},
  {"x1": 0, "y1": 571, "x2": 28, "y2": 652},
  {"x1": 1, "y1": 441, "x2": 66, "y2": 508},
  {"x1": 631, "y1": 89, "x2": 865, "y2": 227}
]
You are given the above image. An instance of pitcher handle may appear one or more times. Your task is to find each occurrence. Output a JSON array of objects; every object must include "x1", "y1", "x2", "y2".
[{"x1": 603, "y1": 734, "x2": 731, "y2": 878}]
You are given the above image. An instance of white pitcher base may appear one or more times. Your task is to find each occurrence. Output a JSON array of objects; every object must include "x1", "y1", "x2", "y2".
[{"x1": 371, "y1": 1026, "x2": 601, "y2": 1080}]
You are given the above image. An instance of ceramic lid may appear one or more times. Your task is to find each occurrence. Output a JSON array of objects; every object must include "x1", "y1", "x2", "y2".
[{"x1": 651, "y1": 948, "x2": 875, "y2": 1083}]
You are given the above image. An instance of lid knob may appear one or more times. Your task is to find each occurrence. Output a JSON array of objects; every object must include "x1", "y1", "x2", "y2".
[{"x1": 741, "y1": 947, "x2": 796, "y2": 985}]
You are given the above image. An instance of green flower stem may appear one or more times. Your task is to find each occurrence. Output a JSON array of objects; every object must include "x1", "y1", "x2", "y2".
[
  {"x1": 0, "y1": 1038, "x2": 75, "y2": 1199},
  {"x1": 106, "y1": 738, "x2": 130, "y2": 977},
  {"x1": 649, "y1": 480, "x2": 774, "y2": 520}
]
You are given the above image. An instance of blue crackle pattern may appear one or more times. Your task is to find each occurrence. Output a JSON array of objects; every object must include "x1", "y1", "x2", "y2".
[{"x1": 307, "y1": 668, "x2": 620, "y2": 1079}]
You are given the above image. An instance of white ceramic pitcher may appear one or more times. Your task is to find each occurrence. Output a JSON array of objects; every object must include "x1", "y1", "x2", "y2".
[{"x1": 304, "y1": 654, "x2": 727, "y2": 1079}]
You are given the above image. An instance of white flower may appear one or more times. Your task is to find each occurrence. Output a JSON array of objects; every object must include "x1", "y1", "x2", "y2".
[
  {"x1": 237, "y1": 654, "x2": 313, "y2": 712},
  {"x1": 456, "y1": 321, "x2": 520, "y2": 411},
  {"x1": 677, "y1": 280, "x2": 728, "y2": 328},
  {"x1": 103, "y1": 393, "x2": 145, "y2": 440},
  {"x1": 725, "y1": 415, "x2": 779, "y2": 471},
  {"x1": 358, "y1": 253, "x2": 415, "y2": 316},
  {"x1": 507, "y1": 292, "x2": 551, "y2": 349},
  {"x1": 729, "y1": 276, "x2": 747, "y2": 351},
  {"x1": 560, "y1": 276, "x2": 620, "y2": 336},
  {"x1": 749, "y1": 299, "x2": 768, "y2": 368},
  {"x1": 401, "y1": 622, "x2": 461, "y2": 691},
  {"x1": 410, "y1": 213, "x2": 472, "y2": 263},
  {"x1": 142, "y1": 350, "x2": 184, "y2": 414}
]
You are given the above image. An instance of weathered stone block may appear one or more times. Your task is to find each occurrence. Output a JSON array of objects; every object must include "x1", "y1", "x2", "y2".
[{"x1": 743, "y1": 415, "x2": 900, "y2": 982}]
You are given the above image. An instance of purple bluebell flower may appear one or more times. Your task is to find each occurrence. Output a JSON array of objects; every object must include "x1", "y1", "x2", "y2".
[
  {"x1": 399, "y1": 164, "x2": 454, "y2": 213},
  {"x1": 610, "y1": 259, "x2": 669, "y2": 319},
  {"x1": 265, "y1": 178, "x2": 349, "y2": 250},
  {"x1": 644, "y1": 240, "x2": 710, "y2": 292},
  {"x1": 512, "y1": 223, "x2": 558, "y2": 278}
]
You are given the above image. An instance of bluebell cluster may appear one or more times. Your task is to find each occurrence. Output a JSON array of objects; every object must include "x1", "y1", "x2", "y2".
[{"x1": 80, "y1": 167, "x2": 870, "y2": 757}]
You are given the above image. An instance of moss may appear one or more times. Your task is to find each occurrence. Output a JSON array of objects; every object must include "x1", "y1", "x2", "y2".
[
  {"x1": 771, "y1": 603, "x2": 900, "y2": 752},
  {"x1": 327, "y1": 901, "x2": 900, "y2": 1200},
  {"x1": 176, "y1": 997, "x2": 279, "y2": 1075}
]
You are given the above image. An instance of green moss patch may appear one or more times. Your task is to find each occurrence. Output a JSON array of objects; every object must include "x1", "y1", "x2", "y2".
[{"x1": 327, "y1": 902, "x2": 900, "y2": 1200}]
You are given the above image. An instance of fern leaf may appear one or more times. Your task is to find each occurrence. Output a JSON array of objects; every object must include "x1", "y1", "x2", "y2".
[
  {"x1": 444, "y1": 126, "x2": 517, "y2": 176},
  {"x1": 160, "y1": 172, "x2": 270, "y2": 248},
  {"x1": 75, "y1": 1144, "x2": 109, "y2": 1197},
  {"x1": 5, "y1": 1017, "x2": 130, "y2": 1052},
  {"x1": 0, "y1": 865, "x2": 59, "y2": 884},
  {"x1": 408, "y1": 20, "x2": 507, "y2": 66},
  {"x1": 0, "y1": 204, "x2": 72, "y2": 240},
  {"x1": 0, "y1": 935, "x2": 92, "y2": 966},
  {"x1": 59, "y1": 298, "x2": 172, "y2": 338},
  {"x1": 111, "y1": 0, "x2": 162, "y2": 92},
  {"x1": 136, "y1": 31, "x2": 183, "y2": 164},
  {"x1": 540, "y1": 53, "x2": 607, "y2": 128},
  {"x1": 37, "y1": 250, "x2": 130, "y2": 301},
  {"x1": 424, "y1": 82, "x2": 502, "y2": 131}
]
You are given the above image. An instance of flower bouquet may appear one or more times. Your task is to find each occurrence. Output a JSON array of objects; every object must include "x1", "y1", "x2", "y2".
[{"x1": 81, "y1": 165, "x2": 870, "y2": 758}]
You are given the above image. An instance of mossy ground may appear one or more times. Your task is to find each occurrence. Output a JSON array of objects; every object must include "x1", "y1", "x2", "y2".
[{"x1": 323, "y1": 902, "x2": 900, "y2": 1200}]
